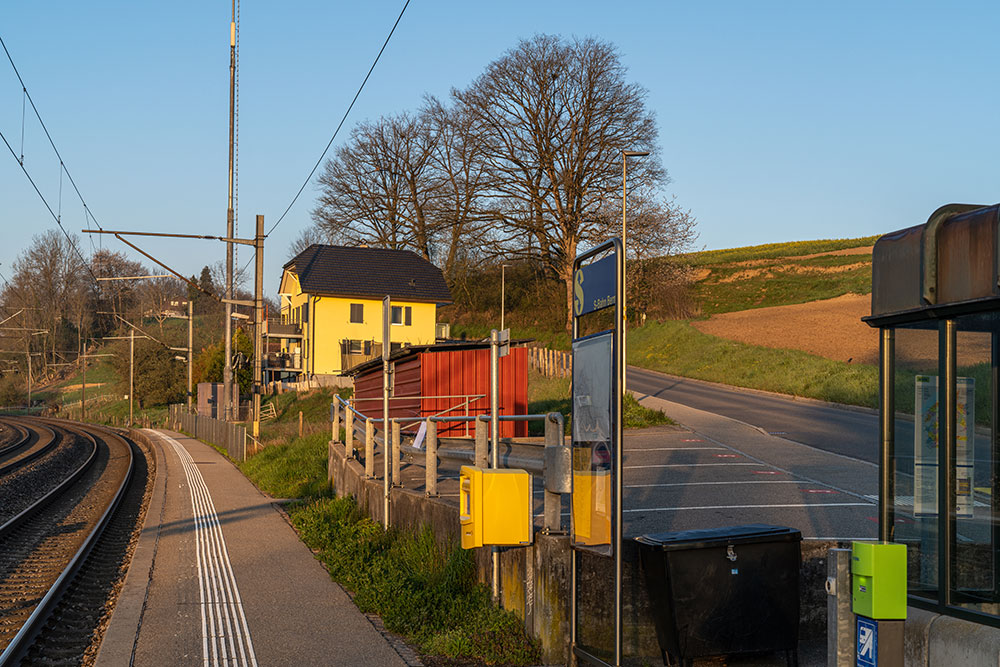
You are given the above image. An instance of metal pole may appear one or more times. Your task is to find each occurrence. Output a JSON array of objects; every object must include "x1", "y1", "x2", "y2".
[
  {"x1": 614, "y1": 238, "x2": 624, "y2": 666},
  {"x1": 129, "y1": 327, "x2": 134, "y2": 426},
  {"x1": 382, "y1": 295, "x2": 391, "y2": 529},
  {"x1": 25, "y1": 336, "x2": 31, "y2": 407},
  {"x1": 490, "y1": 329, "x2": 500, "y2": 466},
  {"x1": 489, "y1": 328, "x2": 500, "y2": 601},
  {"x1": 253, "y1": 214, "x2": 264, "y2": 438},
  {"x1": 879, "y1": 328, "x2": 895, "y2": 541},
  {"x1": 223, "y1": 0, "x2": 237, "y2": 422},
  {"x1": 187, "y1": 300, "x2": 194, "y2": 411},
  {"x1": 500, "y1": 265, "x2": 507, "y2": 332},
  {"x1": 622, "y1": 153, "x2": 627, "y2": 401},
  {"x1": 81, "y1": 345, "x2": 86, "y2": 420}
]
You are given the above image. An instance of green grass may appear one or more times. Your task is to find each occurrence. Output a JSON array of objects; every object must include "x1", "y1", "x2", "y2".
[
  {"x1": 292, "y1": 498, "x2": 540, "y2": 664},
  {"x1": 526, "y1": 367, "x2": 673, "y2": 433},
  {"x1": 238, "y1": 431, "x2": 332, "y2": 498},
  {"x1": 628, "y1": 319, "x2": 879, "y2": 408},
  {"x1": 679, "y1": 236, "x2": 879, "y2": 267},
  {"x1": 695, "y1": 261, "x2": 872, "y2": 315}
]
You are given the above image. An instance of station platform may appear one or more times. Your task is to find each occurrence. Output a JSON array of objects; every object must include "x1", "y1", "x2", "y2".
[{"x1": 96, "y1": 429, "x2": 410, "y2": 667}]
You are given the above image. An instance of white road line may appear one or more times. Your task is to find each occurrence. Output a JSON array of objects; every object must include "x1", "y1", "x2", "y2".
[
  {"x1": 152, "y1": 431, "x2": 259, "y2": 667},
  {"x1": 626, "y1": 480, "x2": 804, "y2": 488},
  {"x1": 625, "y1": 462, "x2": 758, "y2": 469},
  {"x1": 625, "y1": 447, "x2": 727, "y2": 452},
  {"x1": 623, "y1": 502, "x2": 873, "y2": 513}
]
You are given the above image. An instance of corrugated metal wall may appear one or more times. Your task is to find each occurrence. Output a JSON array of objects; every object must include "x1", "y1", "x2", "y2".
[
  {"x1": 352, "y1": 346, "x2": 528, "y2": 437},
  {"x1": 420, "y1": 347, "x2": 527, "y2": 437}
]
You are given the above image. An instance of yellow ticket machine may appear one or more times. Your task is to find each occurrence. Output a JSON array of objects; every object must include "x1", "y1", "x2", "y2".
[{"x1": 459, "y1": 465, "x2": 532, "y2": 549}]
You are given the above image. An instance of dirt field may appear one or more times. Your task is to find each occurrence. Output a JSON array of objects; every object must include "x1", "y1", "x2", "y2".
[
  {"x1": 691, "y1": 293, "x2": 880, "y2": 364},
  {"x1": 692, "y1": 291, "x2": 992, "y2": 368}
]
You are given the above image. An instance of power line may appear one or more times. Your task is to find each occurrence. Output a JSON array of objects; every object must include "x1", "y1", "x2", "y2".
[
  {"x1": 0, "y1": 126, "x2": 100, "y2": 286},
  {"x1": 265, "y1": 0, "x2": 411, "y2": 239},
  {"x1": 0, "y1": 33, "x2": 103, "y2": 286}
]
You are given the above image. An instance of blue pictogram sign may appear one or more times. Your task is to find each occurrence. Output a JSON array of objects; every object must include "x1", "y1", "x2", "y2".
[
  {"x1": 573, "y1": 254, "x2": 616, "y2": 317},
  {"x1": 857, "y1": 616, "x2": 877, "y2": 667}
]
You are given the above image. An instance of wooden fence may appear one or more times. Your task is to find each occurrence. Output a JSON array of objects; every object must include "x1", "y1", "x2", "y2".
[{"x1": 527, "y1": 345, "x2": 572, "y2": 378}]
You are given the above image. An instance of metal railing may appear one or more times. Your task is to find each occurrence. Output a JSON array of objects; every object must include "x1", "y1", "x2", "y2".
[
  {"x1": 168, "y1": 404, "x2": 249, "y2": 462},
  {"x1": 332, "y1": 395, "x2": 571, "y2": 534},
  {"x1": 350, "y1": 393, "x2": 487, "y2": 436}
]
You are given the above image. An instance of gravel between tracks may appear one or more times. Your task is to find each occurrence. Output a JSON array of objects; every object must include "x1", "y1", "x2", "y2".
[{"x1": 0, "y1": 431, "x2": 90, "y2": 525}]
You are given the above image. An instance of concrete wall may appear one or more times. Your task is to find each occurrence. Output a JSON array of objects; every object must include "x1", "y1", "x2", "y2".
[{"x1": 328, "y1": 441, "x2": 832, "y2": 665}]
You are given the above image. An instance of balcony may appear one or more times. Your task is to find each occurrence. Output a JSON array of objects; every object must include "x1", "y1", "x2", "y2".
[{"x1": 263, "y1": 319, "x2": 303, "y2": 339}]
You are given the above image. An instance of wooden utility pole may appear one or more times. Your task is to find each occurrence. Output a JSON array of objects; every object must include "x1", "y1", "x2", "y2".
[
  {"x1": 187, "y1": 300, "x2": 194, "y2": 411},
  {"x1": 223, "y1": 0, "x2": 237, "y2": 423},
  {"x1": 129, "y1": 327, "x2": 134, "y2": 426}
]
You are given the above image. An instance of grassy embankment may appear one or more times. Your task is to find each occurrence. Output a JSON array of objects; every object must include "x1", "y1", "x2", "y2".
[{"x1": 237, "y1": 382, "x2": 565, "y2": 665}]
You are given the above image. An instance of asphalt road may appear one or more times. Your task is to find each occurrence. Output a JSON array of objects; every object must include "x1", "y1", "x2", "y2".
[{"x1": 627, "y1": 366, "x2": 887, "y2": 463}]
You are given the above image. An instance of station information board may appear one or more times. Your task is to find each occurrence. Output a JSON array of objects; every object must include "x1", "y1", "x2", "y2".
[{"x1": 571, "y1": 331, "x2": 614, "y2": 556}]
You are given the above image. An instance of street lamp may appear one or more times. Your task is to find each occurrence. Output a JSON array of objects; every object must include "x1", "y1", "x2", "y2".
[{"x1": 622, "y1": 149, "x2": 649, "y2": 398}]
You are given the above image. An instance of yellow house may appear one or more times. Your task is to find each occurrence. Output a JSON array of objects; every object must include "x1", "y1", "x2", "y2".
[{"x1": 269, "y1": 244, "x2": 453, "y2": 380}]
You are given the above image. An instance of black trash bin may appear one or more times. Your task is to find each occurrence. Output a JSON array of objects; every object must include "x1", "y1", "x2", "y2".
[{"x1": 636, "y1": 524, "x2": 802, "y2": 667}]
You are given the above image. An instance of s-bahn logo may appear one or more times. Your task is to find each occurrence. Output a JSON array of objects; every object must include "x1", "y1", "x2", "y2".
[{"x1": 573, "y1": 255, "x2": 616, "y2": 318}]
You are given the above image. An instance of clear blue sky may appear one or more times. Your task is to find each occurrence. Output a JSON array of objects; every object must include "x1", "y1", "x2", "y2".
[{"x1": 2, "y1": 2, "x2": 999, "y2": 300}]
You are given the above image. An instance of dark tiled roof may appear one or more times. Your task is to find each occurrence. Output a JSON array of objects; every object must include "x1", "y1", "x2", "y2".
[{"x1": 283, "y1": 244, "x2": 452, "y2": 304}]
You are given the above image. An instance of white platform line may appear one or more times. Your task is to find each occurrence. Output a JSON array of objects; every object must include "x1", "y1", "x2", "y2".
[
  {"x1": 627, "y1": 480, "x2": 804, "y2": 488},
  {"x1": 155, "y1": 431, "x2": 259, "y2": 667}
]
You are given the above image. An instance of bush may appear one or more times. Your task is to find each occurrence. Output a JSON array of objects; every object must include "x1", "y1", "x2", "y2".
[{"x1": 0, "y1": 374, "x2": 25, "y2": 406}]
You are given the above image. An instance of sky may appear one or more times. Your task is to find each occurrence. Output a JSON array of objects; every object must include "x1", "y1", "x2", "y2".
[{"x1": 2, "y1": 2, "x2": 1000, "y2": 301}]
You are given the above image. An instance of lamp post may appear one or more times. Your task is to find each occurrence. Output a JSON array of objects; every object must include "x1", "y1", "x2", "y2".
[{"x1": 621, "y1": 150, "x2": 648, "y2": 400}]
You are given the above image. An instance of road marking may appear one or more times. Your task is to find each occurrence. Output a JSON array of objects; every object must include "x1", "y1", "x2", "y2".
[
  {"x1": 626, "y1": 447, "x2": 726, "y2": 452},
  {"x1": 753, "y1": 470, "x2": 782, "y2": 475},
  {"x1": 623, "y1": 502, "x2": 873, "y2": 513},
  {"x1": 158, "y1": 432, "x2": 259, "y2": 667},
  {"x1": 714, "y1": 454, "x2": 739, "y2": 458},
  {"x1": 627, "y1": 480, "x2": 804, "y2": 488},
  {"x1": 625, "y1": 462, "x2": 758, "y2": 469}
]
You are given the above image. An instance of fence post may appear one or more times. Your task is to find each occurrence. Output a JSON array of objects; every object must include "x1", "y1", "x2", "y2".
[
  {"x1": 391, "y1": 420, "x2": 401, "y2": 487},
  {"x1": 425, "y1": 419, "x2": 438, "y2": 497},
  {"x1": 365, "y1": 418, "x2": 375, "y2": 478},
  {"x1": 543, "y1": 413, "x2": 568, "y2": 533},
  {"x1": 299, "y1": 411, "x2": 303, "y2": 438},
  {"x1": 475, "y1": 417, "x2": 488, "y2": 468},
  {"x1": 345, "y1": 409, "x2": 354, "y2": 458},
  {"x1": 332, "y1": 401, "x2": 340, "y2": 442}
]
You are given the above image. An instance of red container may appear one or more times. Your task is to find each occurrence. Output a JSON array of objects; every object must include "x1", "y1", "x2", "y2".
[{"x1": 352, "y1": 344, "x2": 528, "y2": 437}]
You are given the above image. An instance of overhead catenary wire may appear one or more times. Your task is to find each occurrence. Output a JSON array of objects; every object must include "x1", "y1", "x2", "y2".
[
  {"x1": 0, "y1": 33, "x2": 103, "y2": 286},
  {"x1": 264, "y1": 0, "x2": 411, "y2": 240}
]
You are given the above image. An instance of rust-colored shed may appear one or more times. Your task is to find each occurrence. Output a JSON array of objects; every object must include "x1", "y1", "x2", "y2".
[{"x1": 349, "y1": 342, "x2": 528, "y2": 437}]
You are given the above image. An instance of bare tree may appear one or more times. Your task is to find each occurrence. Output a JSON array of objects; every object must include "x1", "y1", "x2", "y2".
[
  {"x1": 454, "y1": 35, "x2": 666, "y2": 333},
  {"x1": 312, "y1": 113, "x2": 441, "y2": 260},
  {"x1": 287, "y1": 227, "x2": 333, "y2": 260},
  {"x1": 423, "y1": 98, "x2": 493, "y2": 280}
]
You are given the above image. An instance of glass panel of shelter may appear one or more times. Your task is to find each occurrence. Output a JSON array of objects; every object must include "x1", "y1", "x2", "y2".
[
  {"x1": 952, "y1": 313, "x2": 998, "y2": 614},
  {"x1": 892, "y1": 323, "x2": 941, "y2": 600},
  {"x1": 892, "y1": 314, "x2": 1000, "y2": 616}
]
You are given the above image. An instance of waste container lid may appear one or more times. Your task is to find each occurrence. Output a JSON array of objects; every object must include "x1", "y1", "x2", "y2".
[{"x1": 635, "y1": 524, "x2": 802, "y2": 551}]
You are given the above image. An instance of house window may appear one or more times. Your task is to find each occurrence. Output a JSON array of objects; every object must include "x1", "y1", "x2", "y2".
[
  {"x1": 350, "y1": 303, "x2": 363, "y2": 323},
  {"x1": 346, "y1": 339, "x2": 363, "y2": 355},
  {"x1": 390, "y1": 342, "x2": 403, "y2": 353},
  {"x1": 391, "y1": 305, "x2": 412, "y2": 325}
]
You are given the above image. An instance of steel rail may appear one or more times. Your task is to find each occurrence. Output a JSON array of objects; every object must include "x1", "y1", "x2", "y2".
[
  {"x1": 0, "y1": 420, "x2": 29, "y2": 458},
  {"x1": 0, "y1": 420, "x2": 135, "y2": 665},
  {"x1": 0, "y1": 418, "x2": 57, "y2": 478}
]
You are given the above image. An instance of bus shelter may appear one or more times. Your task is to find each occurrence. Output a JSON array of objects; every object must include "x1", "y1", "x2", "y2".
[{"x1": 864, "y1": 203, "x2": 1000, "y2": 624}]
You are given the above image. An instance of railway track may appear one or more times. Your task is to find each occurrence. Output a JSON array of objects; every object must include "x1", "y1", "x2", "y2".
[{"x1": 0, "y1": 417, "x2": 153, "y2": 666}]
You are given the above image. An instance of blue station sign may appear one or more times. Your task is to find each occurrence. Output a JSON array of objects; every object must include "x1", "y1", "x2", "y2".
[{"x1": 573, "y1": 254, "x2": 617, "y2": 317}]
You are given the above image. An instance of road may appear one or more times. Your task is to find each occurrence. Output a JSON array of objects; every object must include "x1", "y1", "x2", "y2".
[{"x1": 627, "y1": 366, "x2": 886, "y2": 463}]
